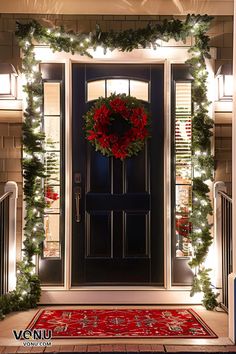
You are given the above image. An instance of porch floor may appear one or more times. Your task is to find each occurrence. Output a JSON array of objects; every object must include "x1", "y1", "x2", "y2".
[{"x1": 0, "y1": 305, "x2": 234, "y2": 352}]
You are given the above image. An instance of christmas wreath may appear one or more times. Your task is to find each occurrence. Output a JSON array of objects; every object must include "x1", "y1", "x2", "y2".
[{"x1": 84, "y1": 93, "x2": 150, "y2": 159}]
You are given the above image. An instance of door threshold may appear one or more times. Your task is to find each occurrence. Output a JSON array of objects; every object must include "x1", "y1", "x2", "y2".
[{"x1": 40, "y1": 288, "x2": 202, "y2": 304}]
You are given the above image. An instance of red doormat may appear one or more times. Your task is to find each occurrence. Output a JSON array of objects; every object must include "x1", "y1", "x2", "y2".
[{"x1": 27, "y1": 308, "x2": 217, "y2": 339}]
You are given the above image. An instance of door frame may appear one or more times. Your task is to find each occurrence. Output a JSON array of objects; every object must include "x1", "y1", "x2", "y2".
[{"x1": 32, "y1": 45, "x2": 215, "y2": 303}]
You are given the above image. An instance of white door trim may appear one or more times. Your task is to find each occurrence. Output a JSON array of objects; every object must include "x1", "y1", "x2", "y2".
[{"x1": 34, "y1": 46, "x2": 214, "y2": 303}]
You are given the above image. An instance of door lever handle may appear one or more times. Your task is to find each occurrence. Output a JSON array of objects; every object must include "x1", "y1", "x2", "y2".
[{"x1": 75, "y1": 188, "x2": 81, "y2": 223}]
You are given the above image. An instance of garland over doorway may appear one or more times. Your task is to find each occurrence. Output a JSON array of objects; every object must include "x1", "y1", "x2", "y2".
[{"x1": 0, "y1": 14, "x2": 217, "y2": 319}]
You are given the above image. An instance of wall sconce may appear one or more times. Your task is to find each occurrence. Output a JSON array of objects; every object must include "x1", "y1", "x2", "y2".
[
  {"x1": 216, "y1": 63, "x2": 233, "y2": 101},
  {"x1": 0, "y1": 63, "x2": 18, "y2": 99}
]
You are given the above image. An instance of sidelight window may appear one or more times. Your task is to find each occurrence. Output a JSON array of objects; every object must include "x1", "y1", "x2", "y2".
[
  {"x1": 43, "y1": 82, "x2": 62, "y2": 258},
  {"x1": 174, "y1": 82, "x2": 192, "y2": 258}
]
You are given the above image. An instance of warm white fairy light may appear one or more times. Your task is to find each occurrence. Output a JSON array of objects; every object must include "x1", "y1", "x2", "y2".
[
  {"x1": 196, "y1": 228, "x2": 202, "y2": 234},
  {"x1": 194, "y1": 50, "x2": 201, "y2": 57},
  {"x1": 201, "y1": 200, "x2": 207, "y2": 206},
  {"x1": 47, "y1": 29, "x2": 51, "y2": 34},
  {"x1": 24, "y1": 153, "x2": 33, "y2": 161},
  {"x1": 24, "y1": 40, "x2": 30, "y2": 48},
  {"x1": 70, "y1": 37, "x2": 74, "y2": 42}
]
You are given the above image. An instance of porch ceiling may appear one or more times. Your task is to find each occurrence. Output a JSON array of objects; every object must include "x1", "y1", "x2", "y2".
[{"x1": 0, "y1": 0, "x2": 233, "y2": 16}]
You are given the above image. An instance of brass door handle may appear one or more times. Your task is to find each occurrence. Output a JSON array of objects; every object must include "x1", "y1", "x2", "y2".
[{"x1": 75, "y1": 188, "x2": 81, "y2": 223}]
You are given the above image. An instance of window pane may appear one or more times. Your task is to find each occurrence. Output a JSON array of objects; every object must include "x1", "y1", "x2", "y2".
[
  {"x1": 107, "y1": 79, "x2": 129, "y2": 96},
  {"x1": 130, "y1": 80, "x2": 149, "y2": 101},
  {"x1": 0, "y1": 74, "x2": 10, "y2": 94},
  {"x1": 44, "y1": 82, "x2": 60, "y2": 116},
  {"x1": 45, "y1": 185, "x2": 60, "y2": 212},
  {"x1": 44, "y1": 214, "x2": 60, "y2": 258},
  {"x1": 224, "y1": 75, "x2": 233, "y2": 96},
  {"x1": 175, "y1": 82, "x2": 192, "y2": 258},
  {"x1": 44, "y1": 116, "x2": 60, "y2": 151},
  {"x1": 87, "y1": 80, "x2": 105, "y2": 101},
  {"x1": 45, "y1": 151, "x2": 60, "y2": 185}
]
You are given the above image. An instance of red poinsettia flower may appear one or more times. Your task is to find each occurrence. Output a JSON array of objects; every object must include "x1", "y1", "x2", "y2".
[
  {"x1": 94, "y1": 104, "x2": 110, "y2": 125},
  {"x1": 110, "y1": 98, "x2": 127, "y2": 113},
  {"x1": 176, "y1": 216, "x2": 192, "y2": 237},
  {"x1": 87, "y1": 130, "x2": 98, "y2": 141},
  {"x1": 45, "y1": 186, "x2": 59, "y2": 201}
]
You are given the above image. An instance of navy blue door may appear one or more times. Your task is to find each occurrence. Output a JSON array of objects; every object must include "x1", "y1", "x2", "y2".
[{"x1": 72, "y1": 64, "x2": 164, "y2": 285}]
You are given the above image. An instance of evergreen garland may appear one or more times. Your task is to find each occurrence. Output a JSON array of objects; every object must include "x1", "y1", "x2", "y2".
[{"x1": 0, "y1": 14, "x2": 217, "y2": 319}]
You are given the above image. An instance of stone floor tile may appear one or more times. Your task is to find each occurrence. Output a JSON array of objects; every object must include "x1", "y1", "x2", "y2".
[
  {"x1": 138, "y1": 344, "x2": 154, "y2": 352},
  {"x1": 74, "y1": 345, "x2": 88, "y2": 352},
  {"x1": 30, "y1": 346, "x2": 46, "y2": 353},
  {"x1": 100, "y1": 345, "x2": 113, "y2": 352},
  {"x1": 165, "y1": 345, "x2": 236, "y2": 352},
  {"x1": 112, "y1": 344, "x2": 126, "y2": 352},
  {"x1": 44, "y1": 346, "x2": 60, "y2": 352},
  {"x1": 125, "y1": 344, "x2": 139, "y2": 352},
  {"x1": 150, "y1": 344, "x2": 164, "y2": 352},
  {"x1": 3, "y1": 347, "x2": 18, "y2": 353},
  {"x1": 17, "y1": 346, "x2": 33, "y2": 353},
  {"x1": 59, "y1": 345, "x2": 75, "y2": 352},
  {"x1": 87, "y1": 345, "x2": 100, "y2": 352}
]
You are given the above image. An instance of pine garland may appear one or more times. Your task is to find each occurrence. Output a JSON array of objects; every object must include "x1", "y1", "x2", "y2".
[{"x1": 0, "y1": 14, "x2": 217, "y2": 319}]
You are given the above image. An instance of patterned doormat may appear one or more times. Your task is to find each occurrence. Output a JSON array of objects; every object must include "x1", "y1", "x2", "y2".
[{"x1": 27, "y1": 308, "x2": 217, "y2": 339}]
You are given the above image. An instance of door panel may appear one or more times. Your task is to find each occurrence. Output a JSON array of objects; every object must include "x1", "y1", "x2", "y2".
[{"x1": 72, "y1": 64, "x2": 164, "y2": 285}]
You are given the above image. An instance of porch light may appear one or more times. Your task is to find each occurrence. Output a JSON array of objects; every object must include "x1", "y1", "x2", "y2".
[
  {"x1": 0, "y1": 63, "x2": 18, "y2": 98},
  {"x1": 216, "y1": 63, "x2": 233, "y2": 101}
]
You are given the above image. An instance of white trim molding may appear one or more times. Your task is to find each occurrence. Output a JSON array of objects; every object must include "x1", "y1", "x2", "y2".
[
  {"x1": 34, "y1": 45, "x2": 216, "y2": 305},
  {"x1": 4, "y1": 181, "x2": 18, "y2": 291},
  {"x1": 40, "y1": 289, "x2": 203, "y2": 305}
]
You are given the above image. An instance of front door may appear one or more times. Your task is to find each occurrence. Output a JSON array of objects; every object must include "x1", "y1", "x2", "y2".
[{"x1": 72, "y1": 64, "x2": 164, "y2": 285}]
